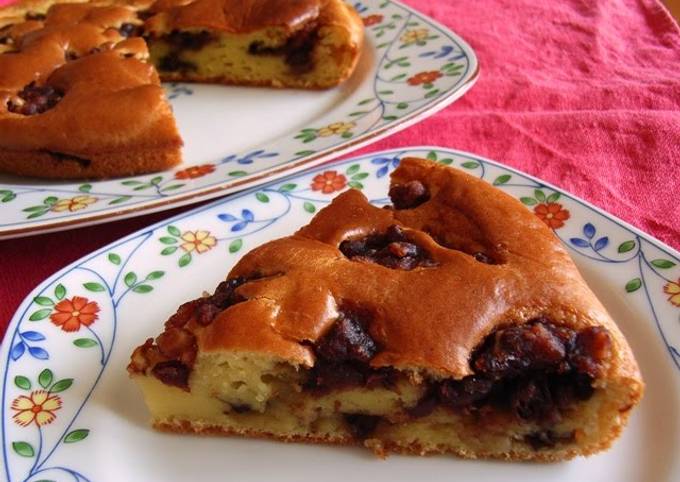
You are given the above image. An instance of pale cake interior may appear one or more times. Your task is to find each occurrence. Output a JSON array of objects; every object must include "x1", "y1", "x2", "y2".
[
  {"x1": 148, "y1": 24, "x2": 359, "y2": 88},
  {"x1": 133, "y1": 349, "x2": 637, "y2": 460}
]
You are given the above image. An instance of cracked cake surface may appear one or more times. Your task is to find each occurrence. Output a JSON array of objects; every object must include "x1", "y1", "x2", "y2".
[
  {"x1": 0, "y1": 0, "x2": 363, "y2": 179},
  {"x1": 128, "y1": 157, "x2": 643, "y2": 461}
]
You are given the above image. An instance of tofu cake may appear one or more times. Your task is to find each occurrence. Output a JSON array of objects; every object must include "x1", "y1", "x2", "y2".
[
  {"x1": 0, "y1": 0, "x2": 183, "y2": 178},
  {"x1": 128, "y1": 158, "x2": 643, "y2": 461},
  {"x1": 0, "y1": 0, "x2": 363, "y2": 179},
  {"x1": 144, "y1": 0, "x2": 364, "y2": 88}
]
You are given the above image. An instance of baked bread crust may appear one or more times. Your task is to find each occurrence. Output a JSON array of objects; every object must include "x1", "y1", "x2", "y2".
[
  {"x1": 0, "y1": 0, "x2": 363, "y2": 179},
  {"x1": 129, "y1": 157, "x2": 643, "y2": 460}
]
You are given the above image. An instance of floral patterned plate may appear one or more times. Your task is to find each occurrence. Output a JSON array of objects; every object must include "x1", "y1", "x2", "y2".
[
  {"x1": 0, "y1": 0, "x2": 479, "y2": 239},
  {"x1": 2, "y1": 146, "x2": 679, "y2": 482}
]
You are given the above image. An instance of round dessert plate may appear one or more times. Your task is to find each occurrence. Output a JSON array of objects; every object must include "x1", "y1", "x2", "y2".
[
  {"x1": 0, "y1": 0, "x2": 478, "y2": 239},
  {"x1": 1, "y1": 146, "x2": 679, "y2": 482}
]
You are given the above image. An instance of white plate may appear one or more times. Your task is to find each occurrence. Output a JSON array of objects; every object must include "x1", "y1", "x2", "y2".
[
  {"x1": 0, "y1": 0, "x2": 478, "y2": 239},
  {"x1": 2, "y1": 146, "x2": 679, "y2": 482}
]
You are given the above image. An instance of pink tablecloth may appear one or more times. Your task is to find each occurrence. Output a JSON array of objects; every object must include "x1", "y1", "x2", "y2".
[{"x1": 1, "y1": 0, "x2": 679, "y2": 334}]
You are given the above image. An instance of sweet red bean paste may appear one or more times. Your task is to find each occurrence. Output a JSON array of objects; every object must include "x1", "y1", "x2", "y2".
[{"x1": 306, "y1": 315, "x2": 611, "y2": 445}]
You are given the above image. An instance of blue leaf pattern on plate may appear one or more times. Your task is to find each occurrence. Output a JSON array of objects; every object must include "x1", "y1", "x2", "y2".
[
  {"x1": 10, "y1": 342, "x2": 25, "y2": 361},
  {"x1": 231, "y1": 222, "x2": 248, "y2": 232},
  {"x1": 570, "y1": 238, "x2": 590, "y2": 248},
  {"x1": 419, "y1": 45, "x2": 454, "y2": 58},
  {"x1": 28, "y1": 346, "x2": 49, "y2": 360},
  {"x1": 353, "y1": 1, "x2": 368, "y2": 13},
  {"x1": 583, "y1": 223, "x2": 596, "y2": 239},
  {"x1": 594, "y1": 236, "x2": 609, "y2": 251},
  {"x1": 371, "y1": 156, "x2": 400, "y2": 178},
  {"x1": 20, "y1": 331, "x2": 45, "y2": 342}
]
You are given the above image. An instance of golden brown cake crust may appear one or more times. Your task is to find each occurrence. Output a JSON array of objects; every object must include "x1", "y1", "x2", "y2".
[
  {"x1": 145, "y1": 0, "x2": 321, "y2": 34},
  {"x1": 0, "y1": 0, "x2": 182, "y2": 179},
  {"x1": 192, "y1": 158, "x2": 641, "y2": 387},
  {"x1": 130, "y1": 157, "x2": 643, "y2": 389}
]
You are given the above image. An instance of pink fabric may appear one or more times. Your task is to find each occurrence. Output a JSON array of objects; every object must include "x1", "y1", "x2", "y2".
[{"x1": 1, "y1": 0, "x2": 679, "y2": 335}]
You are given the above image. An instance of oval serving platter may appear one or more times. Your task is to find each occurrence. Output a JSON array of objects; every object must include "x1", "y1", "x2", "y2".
[
  {"x1": 2, "y1": 146, "x2": 679, "y2": 482},
  {"x1": 0, "y1": 0, "x2": 478, "y2": 239}
]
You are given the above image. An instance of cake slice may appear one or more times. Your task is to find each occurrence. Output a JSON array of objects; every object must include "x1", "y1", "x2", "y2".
[
  {"x1": 128, "y1": 157, "x2": 643, "y2": 461},
  {"x1": 0, "y1": 0, "x2": 183, "y2": 179},
  {"x1": 143, "y1": 0, "x2": 364, "y2": 88},
  {"x1": 0, "y1": 0, "x2": 363, "y2": 179}
]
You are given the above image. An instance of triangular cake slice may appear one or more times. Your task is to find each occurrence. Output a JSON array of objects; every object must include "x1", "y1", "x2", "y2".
[{"x1": 128, "y1": 157, "x2": 643, "y2": 461}]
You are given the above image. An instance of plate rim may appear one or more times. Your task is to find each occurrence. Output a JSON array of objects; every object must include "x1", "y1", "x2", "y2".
[
  {"x1": 0, "y1": 0, "x2": 480, "y2": 240},
  {"x1": 2, "y1": 145, "x2": 679, "y2": 481}
]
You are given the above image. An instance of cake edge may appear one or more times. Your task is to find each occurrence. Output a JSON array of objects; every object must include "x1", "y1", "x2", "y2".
[
  {"x1": 151, "y1": 410, "x2": 631, "y2": 462},
  {"x1": 0, "y1": 144, "x2": 182, "y2": 179}
]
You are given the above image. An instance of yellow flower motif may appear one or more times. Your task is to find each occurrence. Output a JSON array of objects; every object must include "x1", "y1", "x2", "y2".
[
  {"x1": 51, "y1": 195, "x2": 98, "y2": 213},
  {"x1": 11, "y1": 390, "x2": 62, "y2": 427},
  {"x1": 400, "y1": 28, "x2": 430, "y2": 45},
  {"x1": 317, "y1": 122, "x2": 356, "y2": 137},
  {"x1": 180, "y1": 230, "x2": 217, "y2": 254},
  {"x1": 665, "y1": 279, "x2": 680, "y2": 307}
]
